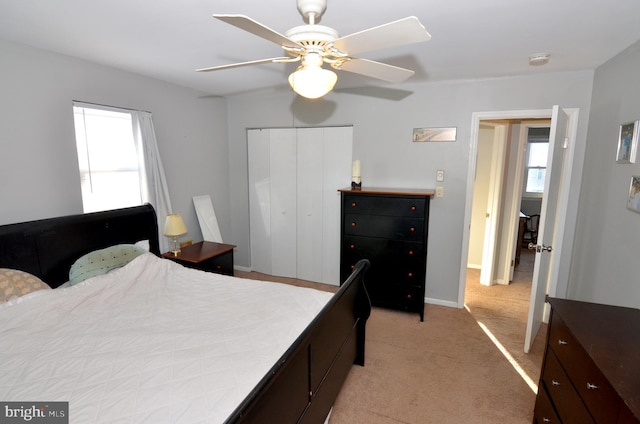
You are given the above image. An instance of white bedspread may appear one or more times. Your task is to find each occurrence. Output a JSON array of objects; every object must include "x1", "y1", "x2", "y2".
[{"x1": 0, "y1": 253, "x2": 333, "y2": 423}]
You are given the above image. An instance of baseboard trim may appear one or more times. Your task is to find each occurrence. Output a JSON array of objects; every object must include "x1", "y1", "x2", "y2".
[
  {"x1": 234, "y1": 265, "x2": 251, "y2": 272},
  {"x1": 425, "y1": 297, "x2": 460, "y2": 309}
]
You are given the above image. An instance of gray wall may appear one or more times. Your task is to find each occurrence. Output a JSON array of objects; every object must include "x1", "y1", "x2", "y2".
[
  {"x1": 569, "y1": 40, "x2": 640, "y2": 308},
  {"x1": 6, "y1": 34, "x2": 638, "y2": 309},
  {"x1": 226, "y1": 72, "x2": 594, "y2": 306},
  {"x1": 0, "y1": 39, "x2": 229, "y2": 244}
]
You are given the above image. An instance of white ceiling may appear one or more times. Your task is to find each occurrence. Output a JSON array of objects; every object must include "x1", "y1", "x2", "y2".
[{"x1": 2, "y1": 0, "x2": 640, "y2": 97}]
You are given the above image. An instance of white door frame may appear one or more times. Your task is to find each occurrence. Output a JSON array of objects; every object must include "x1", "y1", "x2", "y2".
[
  {"x1": 458, "y1": 108, "x2": 581, "y2": 308},
  {"x1": 479, "y1": 123, "x2": 507, "y2": 286}
]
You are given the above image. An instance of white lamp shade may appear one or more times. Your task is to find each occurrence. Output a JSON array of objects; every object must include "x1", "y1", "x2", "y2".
[
  {"x1": 163, "y1": 214, "x2": 187, "y2": 237},
  {"x1": 288, "y1": 66, "x2": 337, "y2": 99}
]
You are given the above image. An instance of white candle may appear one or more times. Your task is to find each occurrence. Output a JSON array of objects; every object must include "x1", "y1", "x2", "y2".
[{"x1": 352, "y1": 160, "x2": 361, "y2": 178}]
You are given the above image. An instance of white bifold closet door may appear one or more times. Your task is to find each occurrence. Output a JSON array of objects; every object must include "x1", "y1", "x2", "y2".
[{"x1": 247, "y1": 126, "x2": 353, "y2": 285}]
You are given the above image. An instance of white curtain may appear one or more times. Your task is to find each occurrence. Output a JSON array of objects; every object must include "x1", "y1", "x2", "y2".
[{"x1": 132, "y1": 111, "x2": 172, "y2": 252}]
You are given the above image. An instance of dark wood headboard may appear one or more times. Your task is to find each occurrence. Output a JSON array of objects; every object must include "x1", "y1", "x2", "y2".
[{"x1": 0, "y1": 204, "x2": 160, "y2": 288}]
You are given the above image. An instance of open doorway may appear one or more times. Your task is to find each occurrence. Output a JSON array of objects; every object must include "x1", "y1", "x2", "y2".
[{"x1": 464, "y1": 119, "x2": 551, "y2": 383}]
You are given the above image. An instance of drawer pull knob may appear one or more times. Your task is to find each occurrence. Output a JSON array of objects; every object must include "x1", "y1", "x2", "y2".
[
  {"x1": 558, "y1": 339, "x2": 568, "y2": 346},
  {"x1": 409, "y1": 227, "x2": 416, "y2": 232},
  {"x1": 407, "y1": 272, "x2": 413, "y2": 278},
  {"x1": 406, "y1": 294, "x2": 412, "y2": 299},
  {"x1": 551, "y1": 380, "x2": 560, "y2": 386},
  {"x1": 410, "y1": 206, "x2": 417, "y2": 211},
  {"x1": 351, "y1": 222, "x2": 357, "y2": 227},
  {"x1": 351, "y1": 202, "x2": 357, "y2": 207},
  {"x1": 350, "y1": 244, "x2": 355, "y2": 249},
  {"x1": 587, "y1": 383, "x2": 599, "y2": 390},
  {"x1": 408, "y1": 250, "x2": 414, "y2": 256}
]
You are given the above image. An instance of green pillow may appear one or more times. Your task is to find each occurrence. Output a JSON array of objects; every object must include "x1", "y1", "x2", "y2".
[{"x1": 69, "y1": 244, "x2": 146, "y2": 285}]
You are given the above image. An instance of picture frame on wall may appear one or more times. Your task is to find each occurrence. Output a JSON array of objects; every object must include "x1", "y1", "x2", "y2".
[
  {"x1": 413, "y1": 127, "x2": 457, "y2": 142},
  {"x1": 616, "y1": 121, "x2": 639, "y2": 163},
  {"x1": 627, "y1": 175, "x2": 640, "y2": 213}
]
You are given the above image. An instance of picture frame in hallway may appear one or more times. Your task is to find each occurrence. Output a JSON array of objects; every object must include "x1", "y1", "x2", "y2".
[
  {"x1": 627, "y1": 175, "x2": 640, "y2": 213},
  {"x1": 616, "y1": 121, "x2": 638, "y2": 163}
]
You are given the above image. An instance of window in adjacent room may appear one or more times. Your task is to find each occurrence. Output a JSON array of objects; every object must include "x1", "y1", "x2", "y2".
[
  {"x1": 523, "y1": 127, "x2": 550, "y2": 196},
  {"x1": 73, "y1": 103, "x2": 146, "y2": 213}
]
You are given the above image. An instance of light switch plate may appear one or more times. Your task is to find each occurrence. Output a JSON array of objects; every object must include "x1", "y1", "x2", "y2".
[
  {"x1": 436, "y1": 186, "x2": 444, "y2": 197},
  {"x1": 436, "y1": 170, "x2": 445, "y2": 182}
]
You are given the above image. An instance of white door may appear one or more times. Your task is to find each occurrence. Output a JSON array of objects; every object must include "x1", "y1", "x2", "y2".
[
  {"x1": 296, "y1": 128, "x2": 324, "y2": 282},
  {"x1": 269, "y1": 129, "x2": 298, "y2": 278},
  {"x1": 524, "y1": 106, "x2": 568, "y2": 353},
  {"x1": 247, "y1": 129, "x2": 272, "y2": 275},
  {"x1": 248, "y1": 126, "x2": 353, "y2": 283}
]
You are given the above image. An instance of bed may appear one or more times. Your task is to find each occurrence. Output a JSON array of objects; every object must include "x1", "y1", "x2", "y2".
[{"x1": 0, "y1": 204, "x2": 371, "y2": 423}]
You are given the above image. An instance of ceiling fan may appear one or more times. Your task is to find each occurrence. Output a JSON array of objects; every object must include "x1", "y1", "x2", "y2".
[{"x1": 196, "y1": 0, "x2": 431, "y2": 99}]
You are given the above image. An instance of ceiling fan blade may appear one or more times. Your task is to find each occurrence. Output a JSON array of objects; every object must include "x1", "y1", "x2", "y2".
[
  {"x1": 337, "y1": 58, "x2": 415, "y2": 83},
  {"x1": 196, "y1": 57, "x2": 293, "y2": 72},
  {"x1": 333, "y1": 17, "x2": 431, "y2": 55},
  {"x1": 213, "y1": 15, "x2": 303, "y2": 50}
]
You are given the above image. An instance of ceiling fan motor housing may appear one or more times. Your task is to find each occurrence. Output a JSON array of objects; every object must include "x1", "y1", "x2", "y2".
[{"x1": 297, "y1": 0, "x2": 327, "y2": 21}]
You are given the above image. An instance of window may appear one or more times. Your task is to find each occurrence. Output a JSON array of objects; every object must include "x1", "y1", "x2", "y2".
[
  {"x1": 73, "y1": 104, "x2": 145, "y2": 213},
  {"x1": 524, "y1": 128, "x2": 550, "y2": 195}
]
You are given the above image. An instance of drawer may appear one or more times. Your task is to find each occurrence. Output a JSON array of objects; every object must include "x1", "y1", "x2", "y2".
[
  {"x1": 534, "y1": 384, "x2": 561, "y2": 424},
  {"x1": 549, "y1": 314, "x2": 620, "y2": 423},
  {"x1": 182, "y1": 253, "x2": 234, "y2": 276},
  {"x1": 366, "y1": 283, "x2": 424, "y2": 312},
  {"x1": 341, "y1": 259, "x2": 425, "y2": 288},
  {"x1": 342, "y1": 236, "x2": 425, "y2": 267},
  {"x1": 542, "y1": 348, "x2": 595, "y2": 424},
  {"x1": 344, "y1": 214, "x2": 424, "y2": 241},
  {"x1": 343, "y1": 194, "x2": 427, "y2": 217}
]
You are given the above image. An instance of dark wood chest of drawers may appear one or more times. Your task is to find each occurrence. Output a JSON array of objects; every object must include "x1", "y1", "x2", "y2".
[
  {"x1": 339, "y1": 188, "x2": 433, "y2": 321},
  {"x1": 534, "y1": 297, "x2": 640, "y2": 424}
]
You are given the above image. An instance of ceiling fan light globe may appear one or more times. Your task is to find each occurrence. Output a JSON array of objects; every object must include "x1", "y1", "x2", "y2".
[{"x1": 288, "y1": 67, "x2": 337, "y2": 99}]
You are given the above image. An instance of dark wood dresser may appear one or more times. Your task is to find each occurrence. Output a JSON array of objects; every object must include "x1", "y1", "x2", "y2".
[
  {"x1": 339, "y1": 187, "x2": 433, "y2": 321},
  {"x1": 534, "y1": 297, "x2": 640, "y2": 423}
]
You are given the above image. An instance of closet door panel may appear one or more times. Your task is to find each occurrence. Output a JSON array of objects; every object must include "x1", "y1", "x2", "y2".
[
  {"x1": 247, "y1": 129, "x2": 271, "y2": 275},
  {"x1": 296, "y1": 128, "x2": 324, "y2": 283},
  {"x1": 322, "y1": 127, "x2": 353, "y2": 285},
  {"x1": 269, "y1": 129, "x2": 297, "y2": 278}
]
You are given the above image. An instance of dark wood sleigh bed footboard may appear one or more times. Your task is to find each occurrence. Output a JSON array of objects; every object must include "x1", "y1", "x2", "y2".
[
  {"x1": 226, "y1": 258, "x2": 371, "y2": 424},
  {"x1": 0, "y1": 204, "x2": 371, "y2": 424}
]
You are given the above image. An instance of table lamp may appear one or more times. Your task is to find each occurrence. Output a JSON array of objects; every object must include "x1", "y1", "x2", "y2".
[{"x1": 164, "y1": 213, "x2": 187, "y2": 256}]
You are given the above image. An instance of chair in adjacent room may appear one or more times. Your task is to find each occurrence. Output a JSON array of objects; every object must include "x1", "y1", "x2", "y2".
[{"x1": 522, "y1": 214, "x2": 540, "y2": 247}]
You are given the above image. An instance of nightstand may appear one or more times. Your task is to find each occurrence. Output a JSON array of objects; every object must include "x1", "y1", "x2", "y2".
[{"x1": 162, "y1": 241, "x2": 236, "y2": 276}]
